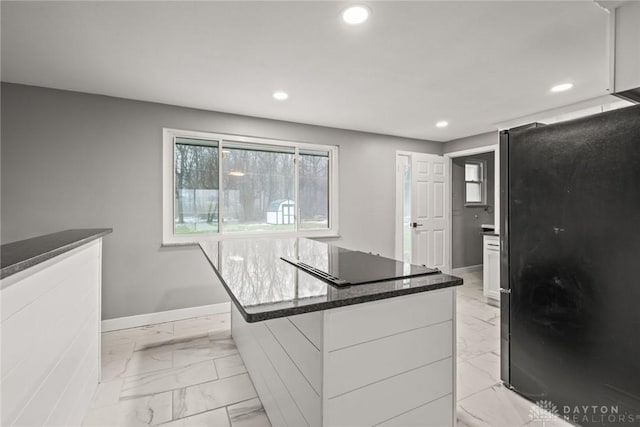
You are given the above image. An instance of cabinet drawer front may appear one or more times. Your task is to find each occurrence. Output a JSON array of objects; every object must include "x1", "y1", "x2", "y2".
[{"x1": 483, "y1": 235, "x2": 500, "y2": 250}]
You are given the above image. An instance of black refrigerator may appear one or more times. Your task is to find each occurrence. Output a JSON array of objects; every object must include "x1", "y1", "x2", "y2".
[{"x1": 500, "y1": 104, "x2": 640, "y2": 426}]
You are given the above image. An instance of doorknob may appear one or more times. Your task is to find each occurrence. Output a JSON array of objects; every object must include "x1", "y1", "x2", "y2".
[{"x1": 411, "y1": 222, "x2": 424, "y2": 228}]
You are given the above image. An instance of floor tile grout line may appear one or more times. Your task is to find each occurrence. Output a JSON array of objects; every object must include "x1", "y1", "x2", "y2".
[
  {"x1": 127, "y1": 328, "x2": 231, "y2": 350},
  {"x1": 171, "y1": 386, "x2": 175, "y2": 422},
  {"x1": 167, "y1": 395, "x2": 259, "y2": 425},
  {"x1": 119, "y1": 366, "x2": 249, "y2": 402},
  {"x1": 225, "y1": 396, "x2": 267, "y2": 423},
  {"x1": 211, "y1": 354, "x2": 220, "y2": 382},
  {"x1": 105, "y1": 346, "x2": 239, "y2": 380},
  {"x1": 169, "y1": 385, "x2": 174, "y2": 425},
  {"x1": 225, "y1": 405, "x2": 233, "y2": 427},
  {"x1": 457, "y1": 380, "x2": 502, "y2": 402}
]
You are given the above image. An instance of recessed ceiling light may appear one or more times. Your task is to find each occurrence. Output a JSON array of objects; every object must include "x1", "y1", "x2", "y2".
[
  {"x1": 436, "y1": 121, "x2": 449, "y2": 128},
  {"x1": 228, "y1": 171, "x2": 245, "y2": 177},
  {"x1": 273, "y1": 91, "x2": 288, "y2": 101},
  {"x1": 551, "y1": 83, "x2": 573, "y2": 93},
  {"x1": 342, "y1": 5, "x2": 370, "y2": 25}
]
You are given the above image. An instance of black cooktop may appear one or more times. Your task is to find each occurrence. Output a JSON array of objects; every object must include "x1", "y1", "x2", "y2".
[{"x1": 281, "y1": 246, "x2": 440, "y2": 287}]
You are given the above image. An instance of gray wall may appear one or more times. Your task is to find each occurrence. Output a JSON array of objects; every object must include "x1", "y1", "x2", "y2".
[
  {"x1": 1, "y1": 83, "x2": 443, "y2": 319},
  {"x1": 451, "y1": 152, "x2": 494, "y2": 269},
  {"x1": 443, "y1": 131, "x2": 498, "y2": 154}
]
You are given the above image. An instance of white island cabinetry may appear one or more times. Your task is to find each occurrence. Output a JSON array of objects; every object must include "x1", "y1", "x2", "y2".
[{"x1": 232, "y1": 288, "x2": 455, "y2": 427}]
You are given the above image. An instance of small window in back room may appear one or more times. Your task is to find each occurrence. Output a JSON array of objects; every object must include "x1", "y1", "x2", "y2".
[{"x1": 465, "y1": 160, "x2": 486, "y2": 205}]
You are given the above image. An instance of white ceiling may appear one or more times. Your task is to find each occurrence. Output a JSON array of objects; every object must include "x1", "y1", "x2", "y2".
[{"x1": 1, "y1": 1, "x2": 611, "y2": 142}]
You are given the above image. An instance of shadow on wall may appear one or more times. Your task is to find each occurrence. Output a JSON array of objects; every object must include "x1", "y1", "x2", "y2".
[{"x1": 451, "y1": 152, "x2": 495, "y2": 269}]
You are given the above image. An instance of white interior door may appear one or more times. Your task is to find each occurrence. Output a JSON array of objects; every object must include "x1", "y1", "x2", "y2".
[{"x1": 411, "y1": 153, "x2": 450, "y2": 273}]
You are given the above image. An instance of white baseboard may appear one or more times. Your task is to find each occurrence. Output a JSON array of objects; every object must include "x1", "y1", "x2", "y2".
[
  {"x1": 101, "y1": 302, "x2": 231, "y2": 332},
  {"x1": 452, "y1": 264, "x2": 483, "y2": 275}
]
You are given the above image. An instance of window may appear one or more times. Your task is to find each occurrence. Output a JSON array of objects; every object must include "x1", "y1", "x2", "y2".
[
  {"x1": 464, "y1": 160, "x2": 486, "y2": 206},
  {"x1": 163, "y1": 129, "x2": 338, "y2": 244}
]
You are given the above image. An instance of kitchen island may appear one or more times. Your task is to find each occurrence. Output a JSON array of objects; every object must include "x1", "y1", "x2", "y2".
[
  {"x1": 200, "y1": 238, "x2": 462, "y2": 427},
  {"x1": 1, "y1": 229, "x2": 112, "y2": 427}
]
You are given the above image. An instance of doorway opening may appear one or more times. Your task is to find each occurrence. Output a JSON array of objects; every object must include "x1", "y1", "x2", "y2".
[
  {"x1": 444, "y1": 145, "x2": 499, "y2": 276},
  {"x1": 396, "y1": 154, "x2": 412, "y2": 263}
]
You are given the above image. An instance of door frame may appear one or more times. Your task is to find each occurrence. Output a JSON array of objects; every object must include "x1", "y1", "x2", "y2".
[
  {"x1": 443, "y1": 144, "x2": 500, "y2": 273},
  {"x1": 395, "y1": 151, "x2": 411, "y2": 261}
]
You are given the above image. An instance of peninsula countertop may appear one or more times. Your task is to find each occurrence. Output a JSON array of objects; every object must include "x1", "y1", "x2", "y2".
[
  {"x1": 0, "y1": 228, "x2": 113, "y2": 282},
  {"x1": 199, "y1": 237, "x2": 462, "y2": 322}
]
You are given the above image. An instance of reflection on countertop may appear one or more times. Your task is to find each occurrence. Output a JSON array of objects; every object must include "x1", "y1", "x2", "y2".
[{"x1": 199, "y1": 238, "x2": 462, "y2": 322}]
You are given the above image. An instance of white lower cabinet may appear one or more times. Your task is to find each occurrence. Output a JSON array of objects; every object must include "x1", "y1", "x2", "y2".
[{"x1": 483, "y1": 235, "x2": 500, "y2": 305}]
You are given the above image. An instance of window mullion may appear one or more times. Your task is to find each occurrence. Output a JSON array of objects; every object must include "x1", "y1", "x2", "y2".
[
  {"x1": 328, "y1": 149, "x2": 333, "y2": 229},
  {"x1": 294, "y1": 146, "x2": 300, "y2": 232},
  {"x1": 172, "y1": 135, "x2": 177, "y2": 238},
  {"x1": 219, "y1": 140, "x2": 224, "y2": 234}
]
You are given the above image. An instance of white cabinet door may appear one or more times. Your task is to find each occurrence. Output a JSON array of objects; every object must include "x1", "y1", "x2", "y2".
[{"x1": 483, "y1": 235, "x2": 500, "y2": 304}]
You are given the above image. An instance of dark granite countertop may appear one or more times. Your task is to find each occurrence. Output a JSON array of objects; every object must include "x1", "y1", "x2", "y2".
[
  {"x1": 200, "y1": 238, "x2": 462, "y2": 322},
  {"x1": 1, "y1": 228, "x2": 112, "y2": 283}
]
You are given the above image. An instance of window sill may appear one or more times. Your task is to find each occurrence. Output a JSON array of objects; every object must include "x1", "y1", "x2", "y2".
[
  {"x1": 161, "y1": 230, "x2": 341, "y2": 247},
  {"x1": 160, "y1": 242, "x2": 200, "y2": 248}
]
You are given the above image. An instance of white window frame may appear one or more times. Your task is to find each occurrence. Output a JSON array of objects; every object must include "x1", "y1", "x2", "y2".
[
  {"x1": 464, "y1": 159, "x2": 487, "y2": 206},
  {"x1": 162, "y1": 128, "x2": 339, "y2": 245}
]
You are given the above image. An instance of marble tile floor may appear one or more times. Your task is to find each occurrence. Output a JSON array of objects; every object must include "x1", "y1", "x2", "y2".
[
  {"x1": 455, "y1": 271, "x2": 573, "y2": 427},
  {"x1": 86, "y1": 274, "x2": 573, "y2": 427},
  {"x1": 83, "y1": 313, "x2": 270, "y2": 427}
]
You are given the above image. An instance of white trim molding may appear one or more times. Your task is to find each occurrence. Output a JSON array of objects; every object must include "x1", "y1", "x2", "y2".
[
  {"x1": 444, "y1": 144, "x2": 500, "y2": 277},
  {"x1": 101, "y1": 302, "x2": 231, "y2": 332}
]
